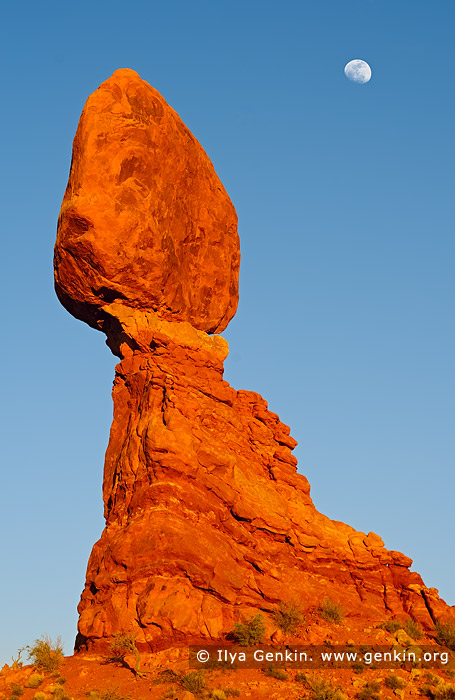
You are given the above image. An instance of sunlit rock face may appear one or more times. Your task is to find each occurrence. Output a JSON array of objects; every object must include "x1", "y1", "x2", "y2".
[
  {"x1": 55, "y1": 70, "x2": 452, "y2": 654},
  {"x1": 54, "y1": 68, "x2": 239, "y2": 335}
]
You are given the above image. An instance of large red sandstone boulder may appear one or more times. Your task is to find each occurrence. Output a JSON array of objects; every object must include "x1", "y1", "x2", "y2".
[{"x1": 54, "y1": 69, "x2": 239, "y2": 334}]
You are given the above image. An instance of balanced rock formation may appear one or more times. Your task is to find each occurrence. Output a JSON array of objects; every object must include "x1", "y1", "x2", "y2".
[
  {"x1": 55, "y1": 69, "x2": 239, "y2": 335},
  {"x1": 55, "y1": 69, "x2": 452, "y2": 653}
]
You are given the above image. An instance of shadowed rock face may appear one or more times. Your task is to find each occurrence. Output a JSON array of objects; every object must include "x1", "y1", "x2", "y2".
[
  {"x1": 54, "y1": 68, "x2": 239, "y2": 335},
  {"x1": 55, "y1": 70, "x2": 452, "y2": 654}
]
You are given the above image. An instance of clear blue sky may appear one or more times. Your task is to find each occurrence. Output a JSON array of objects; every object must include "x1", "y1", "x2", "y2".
[{"x1": 1, "y1": 0, "x2": 453, "y2": 666}]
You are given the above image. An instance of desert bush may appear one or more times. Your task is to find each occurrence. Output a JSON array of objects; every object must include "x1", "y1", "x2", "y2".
[
  {"x1": 435, "y1": 683, "x2": 455, "y2": 700},
  {"x1": 109, "y1": 632, "x2": 145, "y2": 678},
  {"x1": 26, "y1": 675, "x2": 45, "y2": 689},
  {"x1": 231, "y1": 613, "x2": 265, "y2": 646},
  {"x1": 87, "y1": 688, "x2": 131, "y2": 700},
  {"x1": 298, "y1": 674, "x2": 346, "y2": 700},
  {"x1": 9, "y1": 685, "x2": 24, "y2": 700},
  {"x1": 53, "y1": 686, "x2": 72, "y2": 700},
  {"x1": 263, "y1": 664, "x2": 289, "y2": 680},
  {"x1": 51, "y1": 672, "x2": 66, "y2": 681},
  {"x1": 424, "y1": 674, "x2": 441, "y2": 686},
  {"x1": 181, "y1": 671, "x2": 205, "y2": 695},
  {"x1": 384, "y1": 674, "x2": 405, "y2": 690},
  {"x1": 404, "y1": 618, "x2": 424, "y2": 640},
  {"x1": 356, "y1": 681, "x2": 381, "y2": 700},
  {"x1": 420, "y1": 683, "x2": 455, "y2": 700},
  {"x1": 378, "y1": 619, "x2": 403, "y2": 633},
  {"x1": 205, "y1": 657, "x2": 237, "y2": 672},
  {"x1": 32, "y1": 693, "x2": 47, "y2": 700},
  {"x1": 435, "y1": 621, "x2": 455, "y2": 651},
  {"x1": 224, "y1": 690, "x2": 241, "y2": 698},
  {"x1": 272, "y1": 600, "x2": 304, "y2": 633},
  {"x1": 87, "y1": 690, "x2": 131, "y2": 700},
  {"x1": 318, "y1": 598, "x2": 344, "y2": 624},
  {"x1": 153, "y1": 669, "x2": 180, "y2": 685},
  {"x1": 27, "y1": 636, "x2": 64, "y2": 672},
  {"x1": 210, "y1": 691, "x2": 227, "y2": 700},
  {"x1": 352, "y1": 661, "x2": 365, "y2": 674},
  {"x1": 158, "y1": 691, "x2": 175, "y2": 700}
]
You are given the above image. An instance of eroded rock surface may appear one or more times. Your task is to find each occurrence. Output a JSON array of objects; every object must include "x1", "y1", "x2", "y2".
[
  {"x1": 75, "y1": 306, "x2": 449, "y2": 652},
  {"x1": 55, "y1": 68, "x2": 239, "y2": 334},
  {"x1": 55, "y1": 70, "x2": 452, "y2": 654}
]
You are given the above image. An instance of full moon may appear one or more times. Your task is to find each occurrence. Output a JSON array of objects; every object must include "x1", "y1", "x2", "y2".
[{"x1": 344, "y1": 59, "x2": 372, "y2": 84}]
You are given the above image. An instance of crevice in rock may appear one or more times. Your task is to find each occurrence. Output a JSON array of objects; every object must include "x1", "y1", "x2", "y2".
[{"x1": 421, "y1": 589, "x2": 437, "y2": 624}]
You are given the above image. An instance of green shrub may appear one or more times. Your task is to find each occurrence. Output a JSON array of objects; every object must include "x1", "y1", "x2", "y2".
[
  {"x1": 419, "y1": 674, "x2": 442, "y2": 698},
  {"x1": 211, "y1": 691, "x2": 227, "y2": 700},
  {"x1": 263, "y1": 664, "x2": 289, "y2": 680},
  {"x1": 318, "y1": 598, "x2": 344, "y2": 624},
  {"x1": 158, "y1": 691, "x2": 175, "y2": 700},
  {"x1": 352, "y1": 661, "x2": 365, "y2": 674},
  {"x1": 53, "y1": 686, "x2": 72, "y2": 700},
  {"x1": 435, "y1": 621, "x2": 455, "y2": 651},
  {"x1": 404, "y1": 618, "x2": 424, "y2": 640},
  {"x1": 26, "y1": 675, "x2": 45, "y2": 689},
  {"x1": 423, "y1": 673, "x2": 440, "y2": 686},
  {"x1": 298, "y1": 674, "x2": 346, "y2": 700},
  {"x1": 435, "y1": 684, "x2": 455, "y2": 700},
  {"x1": 87, "y1": 690, "x2": 131, "y2": 700},
  {"x1": 384, "y1": 674, "x2": 405, "y2": 690},
  {"x1": 205, "y1": 657, "x2": 237, "y2": 672},
  {"x1": 27, "y1": 636, "x2": 64, "y2": 672},
  {"x1": 153, "y1": 669, "x2": 180, "y2": 685},
  {"x1": 378, "y1": 619, "x2": 403, "y2": 633},
  {"x1": 272, "y1": 600, "x2": 304, "y2": 633},
  {"x1": 356, "y1": 681, "x2": 381, "y2": 700},
  {"x1": 421, "y1": 683, "x2": 455, "y2": 700},
  {"x1": 109, "y1": 632, "x2": 145, "y2": 678},
  {"x1": 181, "y1": 671, "x2": 205, "y2": 695},
  {"x1": 231, "y1": 613, "x2": 265, "y2": 646},
  {"x1": 9, "y1": 685, "x2": 24, "y2": 700}
]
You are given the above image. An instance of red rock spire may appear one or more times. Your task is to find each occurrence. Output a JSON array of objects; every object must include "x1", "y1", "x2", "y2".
[{"x1": 55, "y1": 71, "x2": 452, "y2": 654}]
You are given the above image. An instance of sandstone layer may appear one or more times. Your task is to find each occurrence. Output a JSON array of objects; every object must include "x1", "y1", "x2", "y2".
[{"x1": 54, "y1": 70, "x2": 452, "y2": 654}]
